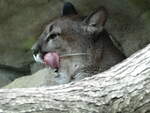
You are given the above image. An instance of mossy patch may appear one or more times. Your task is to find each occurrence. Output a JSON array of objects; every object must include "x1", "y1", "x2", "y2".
[
  {"x1": 129, "y1": 0, "x2": 150, "y2": 11},
  {"x1": 22, "y1": 37, "x2": 36, "y2": 50},
  {"x1": 142, "y1": 10, "x2": 150, "y2": 30}
]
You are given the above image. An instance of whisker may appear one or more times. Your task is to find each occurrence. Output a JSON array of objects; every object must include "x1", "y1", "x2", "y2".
[{"x1": 60, "y1": 53, "x2": 89, "y2": 58}]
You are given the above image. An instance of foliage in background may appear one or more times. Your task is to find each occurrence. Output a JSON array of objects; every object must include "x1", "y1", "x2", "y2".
[
  {"x1": 22, "y1": 37, "x2": 36, "y2": 50},
  {"x1": 129, "y1": 0, "x2": 150, "y2": 29},
  {"x1": 129, "y1": 0, "x2": 150, "y2": 11}
]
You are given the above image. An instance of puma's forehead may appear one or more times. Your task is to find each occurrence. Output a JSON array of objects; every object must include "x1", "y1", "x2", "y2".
[
  {"x1": 45, "y1": 18, "x2": 102, "y2": 36},
  {"x1": 47, "y1": 18, "x2": 80, "y2": 29},
  {"x1": 45, "y1": 23, "x2": 62, "y2": 34},
  {"x1": 44, "y1": 19, "x2": 79, "y2": 35}
]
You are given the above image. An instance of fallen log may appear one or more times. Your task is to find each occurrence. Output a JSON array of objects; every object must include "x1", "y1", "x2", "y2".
[{"x1": 0, "y1": 44, "x2": 150, "y2": 113}]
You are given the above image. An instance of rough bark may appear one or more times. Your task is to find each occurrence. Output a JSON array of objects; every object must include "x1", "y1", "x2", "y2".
[{"x1": 0, "y1": 45, "x2": 150, "y2": 113}]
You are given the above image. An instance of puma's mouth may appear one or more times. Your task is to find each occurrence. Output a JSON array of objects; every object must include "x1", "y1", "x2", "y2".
[
  {"x1": 33, "y1": 52, "x2": 88, "y2": 69},
  {"x1": 33, "y1": 52, "x2": 60, "y2": 69},
  {"x1": 43, "y1": 52, "x2": 60, "y2": 69}
]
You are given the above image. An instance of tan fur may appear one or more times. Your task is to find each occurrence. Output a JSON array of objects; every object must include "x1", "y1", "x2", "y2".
[{"x1": 32, "y1": 4, "x2": 125, "y2": 84}]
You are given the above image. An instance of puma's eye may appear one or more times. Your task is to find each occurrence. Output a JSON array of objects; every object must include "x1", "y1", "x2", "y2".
[
  {"x1": 50, "y1": 33, "x2": 57, "y2": 39},
  {"x1": 89, "y1": 23, "x2": 96, "y2": 27},
  {"x1": 46, "y1": 33, "x2": 60, "y2": 42}
]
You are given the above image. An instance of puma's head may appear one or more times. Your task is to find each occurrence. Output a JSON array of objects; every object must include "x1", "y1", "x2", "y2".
[{"x1": 32, "y1": 2, "x2": 108, "y2": 70}]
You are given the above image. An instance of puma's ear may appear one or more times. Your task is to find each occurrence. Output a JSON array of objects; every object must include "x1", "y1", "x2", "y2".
[
  {"x1": 61, "y1": 2, "x2": 78, "y2": 16},
  {"x1": 84, "y1": 7, "x2": 108, "y2": 26}
]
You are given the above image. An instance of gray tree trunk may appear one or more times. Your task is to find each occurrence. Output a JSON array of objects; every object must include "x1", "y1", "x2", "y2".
[{"x1": 0, "y1": 44, "x2": 150, "y2": 113}]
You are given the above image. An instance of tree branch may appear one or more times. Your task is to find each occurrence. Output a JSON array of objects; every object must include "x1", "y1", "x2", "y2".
[{"x1": 0, "y1": 44, "x2": 150, "y2": 113}]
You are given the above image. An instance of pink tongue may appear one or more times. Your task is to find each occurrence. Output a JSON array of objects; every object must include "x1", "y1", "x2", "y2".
[{"x1": 43, "y1": 52, "x2": 60, "y2": 69}]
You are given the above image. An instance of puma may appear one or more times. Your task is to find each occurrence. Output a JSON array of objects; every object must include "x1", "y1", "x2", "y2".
[{"x1": 32, "y1": 2, "x2": 125, "y2": 84}]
